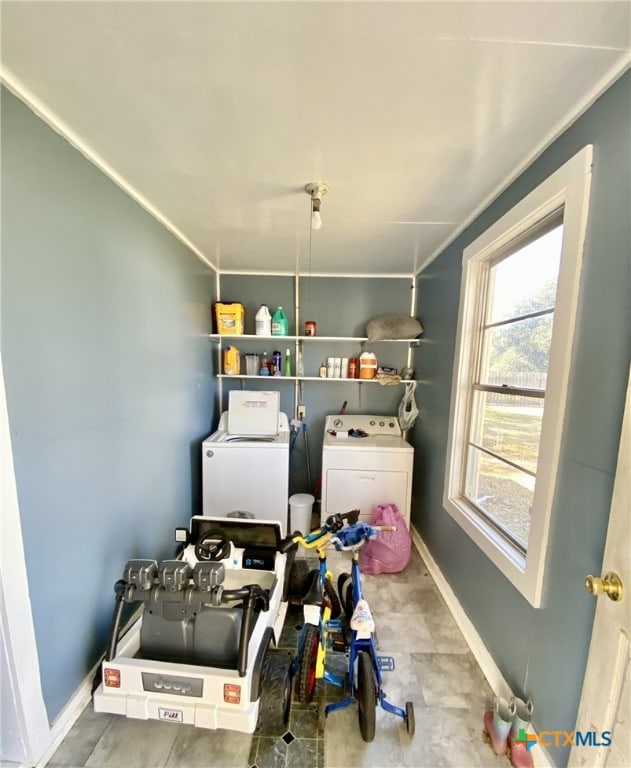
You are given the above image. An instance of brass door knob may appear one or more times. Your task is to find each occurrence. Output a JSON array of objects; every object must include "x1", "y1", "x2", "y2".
[{"x1": 585, "y1": 572, "x2": 623, "y2": 602}]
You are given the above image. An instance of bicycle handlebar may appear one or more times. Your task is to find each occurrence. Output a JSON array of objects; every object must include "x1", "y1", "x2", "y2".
[
  {"x1": 279, "y1": 509, "x2": 361, "y2": 553},
  {"x1": 330, "y1": 523, "x2": 396, "y2": 551},
  {"x1": 324, "y1": 509, "x2": 360, "y2": 531}
]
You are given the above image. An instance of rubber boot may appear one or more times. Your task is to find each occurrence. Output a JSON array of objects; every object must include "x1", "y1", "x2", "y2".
[
  {"x1": 482, "y1": 697, "x2": 514, "y2": 755},
  {"x1": 507, "y1": 697, "x2": 534, "y2": 768}
]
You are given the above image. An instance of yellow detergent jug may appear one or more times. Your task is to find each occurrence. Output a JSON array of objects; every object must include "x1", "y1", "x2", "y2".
[{"x1": 223, "y1": 346, "x2": 241, "y2": 375}]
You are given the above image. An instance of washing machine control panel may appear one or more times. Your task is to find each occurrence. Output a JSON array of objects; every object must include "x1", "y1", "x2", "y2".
[{"x1": 325, "y1": 414, "x2": 401, "y2": 436}]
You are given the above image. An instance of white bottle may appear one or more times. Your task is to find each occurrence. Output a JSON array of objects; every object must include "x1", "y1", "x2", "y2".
[{"x1": 255, "y1": 304, "x2": 272, "y2": 336}]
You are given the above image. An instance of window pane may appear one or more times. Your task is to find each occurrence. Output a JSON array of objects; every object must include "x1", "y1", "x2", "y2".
[
  {"x1": 469, "y1": 390, "x2": 543, "y2": 474},
  {"x1": 481, "y1": 314, "x2": 553, "y2": 387},
  {"x1": 487, "y1": 225, "x2": 563, "y2": 324},
  {"x1": 464, "y1": 446, "x2": 533, "y2": 549}
]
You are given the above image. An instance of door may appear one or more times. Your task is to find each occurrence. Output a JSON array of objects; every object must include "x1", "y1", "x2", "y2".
[{"x1": 569, "y1": 365, "x2": 630, "y2": 767}]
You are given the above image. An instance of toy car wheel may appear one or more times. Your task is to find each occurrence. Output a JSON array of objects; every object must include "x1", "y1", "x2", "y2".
[
  {"x1": 297, "y1": 624, "x2": 320, "y2": 704},
  {"x1": 357, "y1": 651, "x2": 376, "y2": 742},
  {"x1": 257, "y1": 650, "x2": 292, "y2": 733},
  {"x1": 288, "y1": 559, "x2": 311, "y2": 597}
]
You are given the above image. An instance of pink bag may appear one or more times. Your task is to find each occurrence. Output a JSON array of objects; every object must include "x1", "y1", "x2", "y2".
[{"x1": 359, "y1": 503, "x2": 411, "y2": 574}]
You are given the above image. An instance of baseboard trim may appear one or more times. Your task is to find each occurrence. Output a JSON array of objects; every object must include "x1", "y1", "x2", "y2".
[
  {"x1": 34, "y1": 609, "x2": 142, "y2": 768},
  {"x1": 34, "y1": 663, "x2": 98, "y2": 768},
  {"x1": 410, "y1": 525, "x2": 554, "y2": 768}
]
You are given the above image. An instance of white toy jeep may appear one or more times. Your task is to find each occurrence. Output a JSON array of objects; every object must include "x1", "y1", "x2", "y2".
[{"x1": 93, "y1": 516, "x2": 295, "y2": 733}]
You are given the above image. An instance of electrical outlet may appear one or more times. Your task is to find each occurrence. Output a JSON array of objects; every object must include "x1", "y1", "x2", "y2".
[{"x1": 297, "y1": 405, "x2": 306, "y2": 419}]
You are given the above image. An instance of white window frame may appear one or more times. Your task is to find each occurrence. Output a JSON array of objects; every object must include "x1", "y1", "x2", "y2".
[{"x1": 443, "y1": 145, "x2": 593, "y2": 608}]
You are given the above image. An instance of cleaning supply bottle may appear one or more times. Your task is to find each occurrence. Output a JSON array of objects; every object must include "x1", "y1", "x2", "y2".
[
  {"x1": 284, "y1": 348, "x2": 292, "y2": 376},
  {"x1": 223, "y1": 346, "x2": 240, "y2": 375},
  {"x1": 271, "y1": 306, "x2": 289, "y2": 336},
  {"x1": 272, "y1": 350, "x2": 282, "y2": 376},
  {"x1": 359, "y1": 352, "x2": 378, "y2": 379},
  {"x1": 260, "y1": 352, "x2": 270, "y2": 376},
  {"x1": 255, "y1": 304, "x2": 272, "y2": 336}
]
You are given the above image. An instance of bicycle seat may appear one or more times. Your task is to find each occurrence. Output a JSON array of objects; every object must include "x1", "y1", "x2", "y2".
[{"x1": 301, "y1": 570, "x2": 323, "y2": 606}]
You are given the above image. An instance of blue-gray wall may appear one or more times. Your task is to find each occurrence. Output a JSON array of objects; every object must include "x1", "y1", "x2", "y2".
[
  {"x1": 411, "y1": 72, "x2": 630, "y2": 766},
  {"x1": 1, "y1": 88, "x2": 217, "y2": 722},
  {"x1": 219, "y1": 275, "x2": 415, "y2": 495}
]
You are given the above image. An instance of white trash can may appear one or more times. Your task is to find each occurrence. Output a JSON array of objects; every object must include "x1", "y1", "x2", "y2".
[{"x1": 289, "y1": 493, "x2": 315, "y2": 535}]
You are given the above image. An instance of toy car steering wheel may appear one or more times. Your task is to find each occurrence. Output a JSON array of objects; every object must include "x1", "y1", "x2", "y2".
[{"x1": 195, "y1": 535, "x2": 230, "y2": 562}]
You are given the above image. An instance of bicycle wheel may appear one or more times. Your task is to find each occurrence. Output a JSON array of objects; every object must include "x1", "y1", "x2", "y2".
[
  {"x1": 337, "y1": 572, "x2": 354, "y2": 618},
  {"x1": 297, "y1": 624, "x2": 320, "y2": 703},
  {"x1": 324, "y1": 577, "x2": 341, "y2": 619},
  {"x1": 356, "y1": 651, "x2": 376, "y2": 742}
]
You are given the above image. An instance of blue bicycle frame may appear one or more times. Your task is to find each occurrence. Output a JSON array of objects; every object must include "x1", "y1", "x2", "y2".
[{"x1": 325, "y1": 533, "x2": 407, "y2": 723}]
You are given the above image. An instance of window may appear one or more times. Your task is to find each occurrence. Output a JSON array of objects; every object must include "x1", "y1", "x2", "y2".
[
  {"x1": 465, "y1": 219, "x2": 562, "y2": 552},
  {"x1": 444, "y1": 146, "x2": 593, "y2": 607}
]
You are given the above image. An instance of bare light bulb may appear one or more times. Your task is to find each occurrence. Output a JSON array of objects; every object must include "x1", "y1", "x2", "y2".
[{"x1": 311, "y1": 209, "x2": 322, "y2": 230}]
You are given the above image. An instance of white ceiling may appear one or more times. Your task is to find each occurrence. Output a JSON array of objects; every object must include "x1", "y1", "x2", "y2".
[{"x1": 1, "y1": 2, "x2": 629, "y2": 276}]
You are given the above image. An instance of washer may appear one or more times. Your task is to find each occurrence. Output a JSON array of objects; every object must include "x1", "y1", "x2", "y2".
[
  {"x1": 202, "y1": 392, "x2": 290, "y2": 532},
  {"x1": 321, "y1": 414, "x2": 414, "y2": 528}
]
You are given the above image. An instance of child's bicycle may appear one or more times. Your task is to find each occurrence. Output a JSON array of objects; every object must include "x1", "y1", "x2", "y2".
[
  {"x1": 282, "y1": 509, "x2": 360, "y2": 703},
  {"x1": 329, "y1": 521, "x2": 415, "y2": 742}
]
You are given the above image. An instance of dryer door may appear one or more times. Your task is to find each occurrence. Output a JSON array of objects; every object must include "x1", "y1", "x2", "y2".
[{"x1": 324, "y1": 469, "x2": 410, "y2": 526}]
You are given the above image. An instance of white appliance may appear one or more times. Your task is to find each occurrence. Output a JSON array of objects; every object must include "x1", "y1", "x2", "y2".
[
  {"x1": 202, "y1": 391, "x2": 290, "y2": 532},
  {"x1": 321, "y1": 414, "x2": 414, "y2": 528}
]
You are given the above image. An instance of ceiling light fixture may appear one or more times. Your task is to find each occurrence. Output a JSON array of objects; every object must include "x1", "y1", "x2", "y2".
[{"x1": 305, "y1": 182, "x2": 329, "y2": 230}]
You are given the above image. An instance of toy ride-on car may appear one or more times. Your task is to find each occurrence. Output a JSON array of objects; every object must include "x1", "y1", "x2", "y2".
[{"x1": 93, "y1": 515, "x2": 295, "y2": 734}]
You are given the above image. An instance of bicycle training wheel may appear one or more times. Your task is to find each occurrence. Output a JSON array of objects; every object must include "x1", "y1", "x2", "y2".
[
  {"x1": 405, "y1": 701, "x2": 415, "y2": 736},
  {"x1": 297, "y1": 624, "x2": 320, "y2": 704},
  {"x1": 356, "y1": 651, "x2": 376, "y2": 742}
]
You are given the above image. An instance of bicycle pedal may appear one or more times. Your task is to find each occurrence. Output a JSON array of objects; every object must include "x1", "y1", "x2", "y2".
[
  {"x1": 377, "y1": 655, "x2": 395, "y2": 671},
  {"x1": 331, "y1": 635, "x2": 347, "y2": 652}
]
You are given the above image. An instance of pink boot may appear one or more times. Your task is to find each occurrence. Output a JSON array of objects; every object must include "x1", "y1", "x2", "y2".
[
  {"x1": 482, "y1": 697, "x2": 514, "y2": 755},
  {"x1": 508, "y1": 738, "x2": 535, "y2": 768},
  {"x1": 507, "y1": 698, "x2": 535, "y2": 768}
]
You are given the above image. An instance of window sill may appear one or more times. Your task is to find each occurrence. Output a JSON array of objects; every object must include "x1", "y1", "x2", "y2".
[{"x1": 443, "y1": 494, "x2": 543, "y2": 606}]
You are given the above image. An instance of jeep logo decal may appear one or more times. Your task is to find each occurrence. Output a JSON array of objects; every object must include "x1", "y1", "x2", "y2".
[{"x1": 142, "y1": 672, "x2": 203, "y2": 697}]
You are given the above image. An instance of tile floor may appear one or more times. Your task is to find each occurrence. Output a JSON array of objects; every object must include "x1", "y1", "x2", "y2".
[{"x1": 46, "y1": 546, "x2": 510, "y2": 768}]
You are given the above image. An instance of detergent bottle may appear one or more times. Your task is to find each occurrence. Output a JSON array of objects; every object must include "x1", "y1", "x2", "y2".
[
  {"x1": 255, "y1": 304, "x2": 272, "y2": 336},
  {"x1": 359, "y1": 352, "x2": 377, "y2": 379},
  {"x1": 271, "y1": 307, "x2": 289, "y2": 336},
  {"x1": 223, "y1": 346, "x2": 241, "y2": 375}
]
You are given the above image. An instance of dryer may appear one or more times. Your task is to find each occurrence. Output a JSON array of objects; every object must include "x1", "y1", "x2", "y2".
[
  {"x1": 202, "y1": 391, "x2": 290, "y2": 532},
  {"x1": 320, "y1": 414, "x2": 413, "y2": 528}
]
